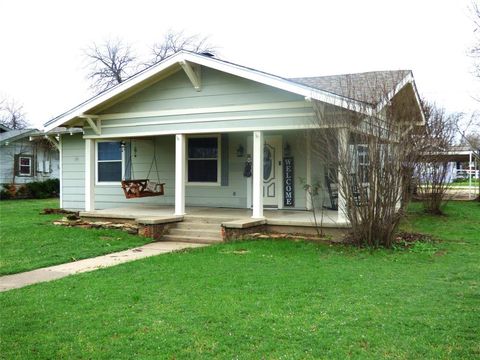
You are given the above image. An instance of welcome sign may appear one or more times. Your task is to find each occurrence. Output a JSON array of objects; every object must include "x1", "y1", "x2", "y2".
[{"x1": 283, "y1": 157, "x2": 294, "y2": 207}]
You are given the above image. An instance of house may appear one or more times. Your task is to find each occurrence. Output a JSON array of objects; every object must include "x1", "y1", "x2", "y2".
[
  {"x1": 445, "y1": 146, "x2": 479, "y2": 182},
  {"x1": 43, "y1": 51, "x2": 424, "y2": 241},
  {"x1": 0, "y1": 126, "x2": 61, "y2": 185}
]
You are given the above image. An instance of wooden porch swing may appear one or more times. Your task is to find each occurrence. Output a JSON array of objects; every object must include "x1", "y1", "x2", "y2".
[{"x1": 121, "y1": 141, "x2": 165, "y2": 199}]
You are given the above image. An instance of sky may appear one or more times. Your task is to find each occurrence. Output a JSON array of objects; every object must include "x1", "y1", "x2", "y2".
[{"x1": 0, "y1": 0, "x2": 478, "y2": 129}]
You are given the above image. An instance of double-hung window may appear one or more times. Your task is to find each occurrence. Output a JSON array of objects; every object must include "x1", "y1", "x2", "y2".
[
  {"x1": 18, "y1": 156, "x2": 32, "y2": 176},
  {"x1": 97, "y1": 141, "x2": 123, "y2": 183},
  {"x1": 357, "y1": 145, "x2": 369, "y2": 183},
  {"x1": 187, "y1": 136, "x2": 220, "y2": 184}
]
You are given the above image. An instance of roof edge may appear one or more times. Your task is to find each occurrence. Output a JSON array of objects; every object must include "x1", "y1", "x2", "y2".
[{"x1": 43, "y1": 51, "x2": 377, "y2": 132}]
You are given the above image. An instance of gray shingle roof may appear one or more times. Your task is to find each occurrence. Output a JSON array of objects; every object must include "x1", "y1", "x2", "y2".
[
  {"x1": 0, "y1": 129, "x2": 39, "y2": 144},
  {"x1": 290, "y1": 70, "x2": 411, "y2": 105}
]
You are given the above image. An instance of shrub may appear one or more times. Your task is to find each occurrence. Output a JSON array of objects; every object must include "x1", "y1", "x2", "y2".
[
  {"x1": 24, "y1": 179, "x2": 60, "y2": 199},
  {"x1": 0, "y1": 179, "x2": 59, "y2": 200},
  {"x1": 0, "y1": 184, "x2": 16, "y2": 200}
]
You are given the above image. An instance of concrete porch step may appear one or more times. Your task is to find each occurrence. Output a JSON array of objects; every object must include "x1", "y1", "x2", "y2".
[
  {"x1": 168, "y1": 228, "x2": 222, "y2": 238},
  {"x1": 173, "y1": 222, "x2": 221, "y2": 231},
  {"x1": 162, "y1": 234, "x2": 223, "y2": 244},
  {"x1": 182, "y1": 216, "x2": 235, "y2": 224}
]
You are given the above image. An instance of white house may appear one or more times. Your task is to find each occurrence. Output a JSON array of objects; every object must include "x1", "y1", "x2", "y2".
[{"x1": 0, "y1": 126, "x2": 60, "y2": 185}]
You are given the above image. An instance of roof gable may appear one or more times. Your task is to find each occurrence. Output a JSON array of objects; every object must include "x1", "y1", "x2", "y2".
[{"x1": 43, "y1": 51, "x2": 422, "y2": 131}]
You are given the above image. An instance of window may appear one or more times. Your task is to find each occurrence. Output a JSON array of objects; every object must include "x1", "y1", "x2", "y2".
[
  {"x1": 97, "y1": 141, "x2": 123, "y2": 183},
  {"x1": 357, "y1": 145, "x2": 369, "y2": 183},
  {"x1": 187, "y1": 136, "x2": 220, "y2": 184},
  {"x1": 18, "y1": 156, "x2": 32, "y2": 176}
]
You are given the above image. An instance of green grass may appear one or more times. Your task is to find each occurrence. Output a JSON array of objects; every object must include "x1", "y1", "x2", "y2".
[
  {"x1": 0, "y1": 199, "x2": 151, "y2": 275},
  {"x1": 450, "y1": 179, "x2": 479, "y2": 187},
  {"x1": 0, "y1": 202, "x2": 479, "y2": 359}
]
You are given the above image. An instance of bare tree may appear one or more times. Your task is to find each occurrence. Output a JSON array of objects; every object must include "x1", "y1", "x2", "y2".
[
  {"x1": 470, "y1": 1, "x2": 480, "y2": 79},
  {"x1": 308, "y1": 72, "x2": 423, "y2": 247},
  {"x1": 85, "y1": 32, "x2": 215, "y2": 93},
  {"x1": 85, "y1": 39, "x2": 136, "y2": 93},
  {"x1": 415, "y1": 102, "x2": 458, "y2": 214},
  {"x1": 458, "y1": 111, "x2": 480, "y2": 148},
  {"x1": 0, "y1": 98, "x2": 28, "y2": 129},
  {"x1": 148, "y1": 30, "x2": 216, "y2": 66}
]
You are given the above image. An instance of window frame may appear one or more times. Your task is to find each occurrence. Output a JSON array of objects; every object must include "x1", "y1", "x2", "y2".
[
  {"x1": 95, "y1": 140, "x2": 125, "y2": 186},
  {"x1": 18, "y1": 155, "x2": 33, "y2": 177},
  {"x1": 356, "y1": 144, "x2": 369, "y2": 184},
  {"x1": 186, "y1": 134, "x2": 221, "y2": 186}
]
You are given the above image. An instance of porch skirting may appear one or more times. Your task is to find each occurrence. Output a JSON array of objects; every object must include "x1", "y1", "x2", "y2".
[{"x1": 80, "y1": 205, "x2": 349, "y2": 243}]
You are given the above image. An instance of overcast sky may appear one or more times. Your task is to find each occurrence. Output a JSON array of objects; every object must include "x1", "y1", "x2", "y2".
[{"x1": 1, "y1": 0, "x2": 478, "y2": 128}]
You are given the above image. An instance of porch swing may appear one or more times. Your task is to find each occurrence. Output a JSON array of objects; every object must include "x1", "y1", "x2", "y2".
[{"x1": 121, "y1": 141, "x2": 165, "y2": 199}]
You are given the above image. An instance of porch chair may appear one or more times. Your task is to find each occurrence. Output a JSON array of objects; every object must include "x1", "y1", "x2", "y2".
[{"x1": 324, "y1": 174, "x2": 339, "y2": 210}]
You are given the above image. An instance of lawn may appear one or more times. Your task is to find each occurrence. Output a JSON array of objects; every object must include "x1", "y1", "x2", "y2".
[
  {"x1": 450, "y1": 179, "x2": 480, "y2": 187},
  {"x1": 0, "y1": 201, "x2": 479, "y2": 359},
  {"x1": 0, "y1": 199, "x2": 152, "y2": 275}
]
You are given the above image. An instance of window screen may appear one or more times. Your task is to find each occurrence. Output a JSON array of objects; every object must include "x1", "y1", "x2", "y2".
[
  {"x1": 19, "y1": 156, "x2": 32, "y2": 176},
  {"x1": 97, "y1": 142, "x2": 122, "y2": 182},
  {"x1": 188, "y1": 137, "x2": 219, "y2": 183}
]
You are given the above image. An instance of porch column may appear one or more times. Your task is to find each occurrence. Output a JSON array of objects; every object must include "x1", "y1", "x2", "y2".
[
  {"x1": 252, "y1": 131, "x2": 264, "y2": 218},
  {"x1": 337, "y1": 128, "x2": 348, "y2": 222},
  {"x1": 469, "y1": 151, "x2": 473, "y2": 200},
  {"x1": 85, "y1": 139, "x2": 95, "y2": 211},
  {"x1": 306, "y1": 131, "x2": 312, "y2": 210},
  {"x1": 175, "y1": 134, "x2": 186, "y2": 216}
]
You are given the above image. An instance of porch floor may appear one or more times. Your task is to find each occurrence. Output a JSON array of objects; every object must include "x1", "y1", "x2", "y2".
[{"x1": 80, "y1": 205, "x2": 348, "y2": 228}]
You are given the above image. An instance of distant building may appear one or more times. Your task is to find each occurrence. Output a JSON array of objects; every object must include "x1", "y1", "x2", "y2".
[{"x1": 0, "y1": 126, "x2": 81, "y2": 185}]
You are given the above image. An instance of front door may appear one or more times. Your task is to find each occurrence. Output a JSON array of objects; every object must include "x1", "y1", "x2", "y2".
[
  {"x1": 262, "y1": 136, "x2": 282, "y2": 206},
  {"x1": 247, "y1": 135, "x2": 283, "y2": 208}
]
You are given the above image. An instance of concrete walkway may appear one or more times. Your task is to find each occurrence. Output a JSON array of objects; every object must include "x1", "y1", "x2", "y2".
[{"x1": 0, "y1": 241, "x2": 207, "y2": 292}]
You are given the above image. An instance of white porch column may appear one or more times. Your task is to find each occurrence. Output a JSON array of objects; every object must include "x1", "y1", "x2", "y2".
[
  {"x1": 306, "y1": 131, "x2": 312, "y2": 210},
  {"x1": 85, "y1": 139, "x2": 95, "y2": 211},
  {"x1": 337, "y1": 128, "x2": 349, "y2": 222},
  {"x1": 252, "y1": 131, "x2": 264, "y2": 218},
  {"x1": 469, "y1": 151, "x2": 473, "y2": 200},
  {"x1": 59, "y1": 134, "x2": 63, "y2": 209},
  {"x1": 175, "y1": 134, "x2": 186, "y2": 216}
]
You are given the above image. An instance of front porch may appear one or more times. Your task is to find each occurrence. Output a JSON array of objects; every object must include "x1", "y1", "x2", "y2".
[
  {"x1": 80, "y1": 205, "x2": 348, "y2": 243},
  {"x1": 80, "y1": 204, "x2": 347, "y2": 228},
  {"x1": 79, "y1": 129, "x2": 348, "y2": 219}
]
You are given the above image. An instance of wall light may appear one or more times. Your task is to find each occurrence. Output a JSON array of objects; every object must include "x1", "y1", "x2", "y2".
[{"x1": 236, "y1": 144, "x2": 244, "y2": 157}]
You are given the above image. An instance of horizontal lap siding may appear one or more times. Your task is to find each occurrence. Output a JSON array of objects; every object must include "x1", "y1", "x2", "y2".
[
  {"x1": 61, "y1": 134, "x2": 85, "y2": 210},
  {"x1": 93, "y1": 133, "x2": 248, "y2": 210},
  {"x1": 101, "y1": 68, "x2": 302, "y2": 114},
  {"x1": 89, "y1": 115, "x2": 313, "y2": 137},
  {"x1": 63, "y1": 68, "x2": 316, "y2": 210},
  {"x1": 83, "y1": 68, "x2": 313, "y2": 137},
  {"x1": 0, "y1": 143, "x2": 17, "y2": 184},
  {"x1": 186, "y1": 132, "x2": 247, "y2": 208},
  {"x1": 94, "y1": 136, "x2": 174, "y2": 209}
]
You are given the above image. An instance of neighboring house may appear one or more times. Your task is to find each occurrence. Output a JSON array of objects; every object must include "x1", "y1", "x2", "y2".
[
  {"x1": 43, "y1": 51, "x2": 424, "y2": 228},
  {"x1": 447, "y1": 146, "x2": 479, "y2": 182},
  {"x1": 0, "y1": 127, "x2": 60, "y2": 185},
  {"x1": 419, "y1": 145, "x2": 479, "y2": 183},
  {"x1": 0, "y1": 126, "x2": 81, "y2": 185}
]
